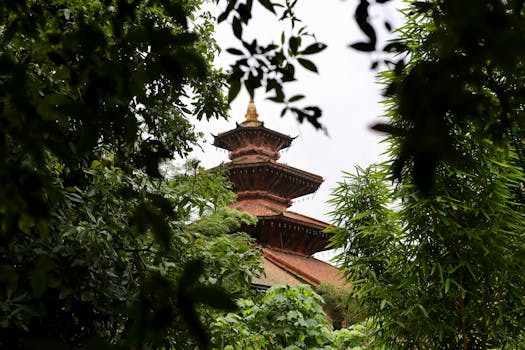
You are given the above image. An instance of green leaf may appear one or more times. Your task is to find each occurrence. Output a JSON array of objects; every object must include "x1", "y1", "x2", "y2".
[
  {"x1": 301, "y1": 43, "x2": 327, "y2": 55},
  {"x1": 258, "y1": 0, "x2": 276, "y2": 14},
  {"x1": 63, "y1": 8, "x2": 71, "y2": 20},
  {"x1": 86, "y1": 208, "x2": 97, "y2": 224},
  {"x1": 226, "y1": 48, "x2": 244, "y2": 55},
  {"x1": 289, "y1": 36, "x2": 300, "y2": 54},
  {"x1": 349, "y1": 41, "x2": 375, "y2": 52},
  {"x1": 444, "y1": 278, "x2": 451, "y2": 294},
  {"x1": 232, "y1": 16, "x2": 242, "y2": 39},
  {"x1": 288, "y1": 94, "x2": 305, "y2": 102},
  {"x1": 297, "y1": 58, "x2": 318, "y2": 73},
  {"x1": 416, "y1": 304, "x2": 429, "y2": 318},
  {"x1": 30, "y1": 258, "x2": 54, "y2": 298},
  {"x1": 228, "y1": 79, "x2": 241, "y2": 103}
]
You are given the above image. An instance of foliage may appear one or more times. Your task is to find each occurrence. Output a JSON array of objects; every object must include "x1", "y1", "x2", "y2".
[
  {"x1": 212, "y1": 0, "x2": 328, "y2": 129},
  {"x1": 314, "y1": 282, "x2": 355, "y2": 330},
  {"x1": 220, "y1": 0, "x2": 525, "y2": 192},
  {"x1": 211, "y1": 284, "x2": 333, "y2": 350},
  {"x1": 328, "y1": 166, "x2": 400, "y2": 280},
  {"x1": 329, "y1": 319, "x2": 386, "y2": 350},
  {"x1": 0, "y1": 0, "x2": 267, "y2": 348},
  {"x1": 189, "y1": 207, "x2": 261, "y2": 298},
  {"x1": 329, "y1": 2, "x2": 525, "y2": 348},
  {"x1": 0, "y1": 0, "x2": 230, "y2": 235},
  {"x1": 211, "y1": 284, "x2": 390, "y2": 350},
  {"x1": 362, "y1": 0, "x2": 525, "y2": 192},
  {"x1": 0, "y1": 156, "x2": 263, "y2": 348},
  {"x1": 330, "y1": 153, "x2": 525, "y2": 348}
]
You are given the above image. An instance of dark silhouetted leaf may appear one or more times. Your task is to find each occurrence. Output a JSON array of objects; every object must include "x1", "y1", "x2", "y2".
[
  {"x1": 302, "y1": 42, "x2": 327, "y2": 55},
  {"x1": 383, "y1": 42, "x2": 407, "y2": 53},
  {"x1": 226, "y1": 48, "x2": 244, "y2": 55},
  {"x1": 354, "y1": 0, "x2": 377, "y2": 45},
  {"x1": 193, "y1": 285, "x2": 237, "y2": 311},
  {"x1": 371, "y1": 123, "x2": 406, "y2": 136},
  {"x1": 394, "y1": 59, "x2": 405, "y2": 76},
  {"x1": 350, "y1": 41, "x2": 376, "y2": 52},
  {"x1": 288, "y1": 94, "x2": 305, "y2": 102},
  {"x1": 297, "y1": 58, "x2": 318, "y2": 73},
  {"x1": 232, "y1": 16, "x2": 242, "y2": 39},
  {"x1": 289, "y1": 36, "x2": 300, "y2": 54},
  {"x1": 412, "y1": 153, "x2": 437, "y2": 195},
  {"x1": 281, "y1": 63, "x2": 295, "y2": 82},
  {"x1": 268, "y1": 95, "x2": 285, "y2": 103},
  {"x1": 218, "y1": 1, "x2": 236, "y2": 23},
  {"x1": 237, "y1": 2, "x2": 253, "y2": 24},
  {"x1": 228, "y1": 79, "x2": 241, "y2": 103},
  {"x1": 258, "y1": 0, "x2": 276, "y2": 14}
]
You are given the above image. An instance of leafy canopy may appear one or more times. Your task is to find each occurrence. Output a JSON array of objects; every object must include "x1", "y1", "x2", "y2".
[
  {"x1": 329, "y1": 1, "x2": 525, "y2": 348},
  {"x1": 0, "y1": 1, "x2": 266, "y2": 348}
]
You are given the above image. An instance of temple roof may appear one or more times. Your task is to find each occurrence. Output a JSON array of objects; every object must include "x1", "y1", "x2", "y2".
[
  {"x1": 239, "y1": 210, "x2": 332, "y2": 255},
  {"x1": 213, "y1": 124, "x2": 295, "y2": 160},
  {"x1": 212, "y1": 100, "x2": 333, "y2": 254},
  {"x1": 214, "y1": 123, "x2": 294, "y2": 145},
  {"x1": 252, "y1": 247, "x2": 348, "y2": 289},
  {"x1": 252, "y1": 255, "x2": 305, "y2": 288},
  {"x1": 227, "y1": 161, "x2": 323, "y2": 200}
]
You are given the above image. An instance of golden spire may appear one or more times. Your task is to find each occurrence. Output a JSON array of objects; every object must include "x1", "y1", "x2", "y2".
[{"x1": 241, "y1": 99, "x2": 263, "y2": 126}]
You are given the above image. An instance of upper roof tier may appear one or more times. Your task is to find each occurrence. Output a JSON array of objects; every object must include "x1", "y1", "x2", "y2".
[{"x1": 213, "y1": 101, "x2": 295, "y2": 161}]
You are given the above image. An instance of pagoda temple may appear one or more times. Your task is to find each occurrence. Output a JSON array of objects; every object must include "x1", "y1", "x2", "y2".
[{"x1": 213, "y1": 100, "x2": 345, "y2": 289}]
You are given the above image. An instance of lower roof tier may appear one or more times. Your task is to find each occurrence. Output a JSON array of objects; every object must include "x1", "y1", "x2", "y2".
[
  {"x1": 241, "y1": 211, "x2": 332, "y2": 255},
  {"x1": 252, "y1": 247, "x2": 348, "y2": 290}
]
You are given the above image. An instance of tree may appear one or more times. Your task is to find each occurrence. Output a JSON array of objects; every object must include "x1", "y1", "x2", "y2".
[
  {"x1": 366, "y1": 0, "x2": 525, "y2": 192},
  {"x1": 0, "y1": 1, "x2": 261, "y2": 348},
  {"x1": 210, "y1": 284, "x2": 392, "y2": 350},
  {"x1": 0, "y1": 0, "x2": 230, "y2": 233},
  {"x1": 211, "y1": 284, "x2": 333, "y2": 349},
  {"x1": 314, "y1": 282, "x2": 355, "y2": 330},
  {"x1": 331, "y1": 160, "x2": 525, "y2": 348},
  {"x1": 328, "y1": 2, "x2": 525, "y2": 344},
  {"x1": 1, "y1": 156, "x2": 265, "y2": 348}
]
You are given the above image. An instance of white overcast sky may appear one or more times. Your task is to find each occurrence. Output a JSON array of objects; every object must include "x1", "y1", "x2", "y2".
[{"x1": 190, "y1": 1, "x2": 403, "y2": 260}]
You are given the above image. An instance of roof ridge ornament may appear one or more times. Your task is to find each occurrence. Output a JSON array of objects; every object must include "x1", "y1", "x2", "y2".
[{"x1": 241, "y1": 99, "x2": 263, "y2": 127}]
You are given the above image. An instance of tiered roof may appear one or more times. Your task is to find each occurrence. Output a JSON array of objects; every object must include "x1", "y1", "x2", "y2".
[
  {"x1": 213, "y1": 100, "x2": 345, "y2": 289},
  {"x1": 252, "y1": 247, "x2": 346, "y2": 289}
]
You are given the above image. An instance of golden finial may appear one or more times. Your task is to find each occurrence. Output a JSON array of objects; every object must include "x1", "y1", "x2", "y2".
[{"x1": 241, "y1": 99, "x2": 263, "y2": 126}]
